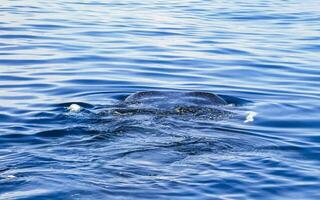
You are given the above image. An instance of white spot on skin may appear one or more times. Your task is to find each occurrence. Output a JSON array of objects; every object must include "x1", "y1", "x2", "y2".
[
  {"x1": 244, "y1": 111, "x2": 257, "y2": 123},
  {"x1": 68, "y1": 104, "x2": 81, "y2": 112}
]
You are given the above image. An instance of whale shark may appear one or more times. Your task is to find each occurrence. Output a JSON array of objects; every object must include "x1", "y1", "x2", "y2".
[
  {"x1": 67, "y1": 91, "x2": 255, "y2": 122},
  {"x1": 63, "y1": 91, "x2": 260, "y2": 160},
  {"x1": 101, "y1": 91, "x2": 235, "y2": 121}
]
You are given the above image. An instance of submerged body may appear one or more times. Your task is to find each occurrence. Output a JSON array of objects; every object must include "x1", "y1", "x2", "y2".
[{"x1": 110, "y1": 91, "x2": 234, "y2": 120}]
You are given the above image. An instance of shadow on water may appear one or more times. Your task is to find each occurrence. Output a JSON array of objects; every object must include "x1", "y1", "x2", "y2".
[
  {"x1": 0, "y1": 92, "x2": 288, "y2": 199},
  {"x1": 1, "y1": 92, "x2": 271, "y2": 161}
]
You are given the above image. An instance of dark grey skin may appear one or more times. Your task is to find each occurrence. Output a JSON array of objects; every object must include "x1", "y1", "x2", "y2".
[
  {"x1": 109, "y1": 91, "x2": 233, "y2": 120},
  {"x1": 125, "y1": 91, "x2": 227, "y2": 107}
]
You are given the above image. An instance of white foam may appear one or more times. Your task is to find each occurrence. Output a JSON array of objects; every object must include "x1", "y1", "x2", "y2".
[
  {"x1": 244, "y1": 111, "x2": 257, "y2": 123},
  {"x1": 6, "y1": 175, "x2": 16, "y2": 179},
  {"x1": 67, "y1": 104, "x2": 81, "y2": 112}
]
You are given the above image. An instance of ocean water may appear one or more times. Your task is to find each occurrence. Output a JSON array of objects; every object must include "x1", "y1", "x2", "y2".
[{"x1": 1, "y1": 0, "x2": 320, "y2": 199}]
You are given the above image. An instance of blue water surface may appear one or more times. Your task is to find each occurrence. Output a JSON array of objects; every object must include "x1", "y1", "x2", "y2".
[{"x1": 1, "y1": 0, "x2": 320, "y2": 199}]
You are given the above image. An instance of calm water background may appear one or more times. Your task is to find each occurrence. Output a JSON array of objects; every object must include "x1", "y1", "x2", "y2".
[{"x1": 1, "y1": 0, "x2": 320, "y2": 199}]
